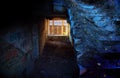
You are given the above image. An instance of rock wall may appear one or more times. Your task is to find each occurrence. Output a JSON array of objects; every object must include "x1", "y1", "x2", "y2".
[{"x1": 64, "y1": 0, "x2": 120, "y2": 67}]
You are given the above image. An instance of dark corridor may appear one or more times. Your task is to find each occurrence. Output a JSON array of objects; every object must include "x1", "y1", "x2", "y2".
[
  {"x1": 30, "y1": 37, "x2": 79, "y2": 78},
  {"x1": 0, "y1": 0, "x2": 120, "y2": 78}
]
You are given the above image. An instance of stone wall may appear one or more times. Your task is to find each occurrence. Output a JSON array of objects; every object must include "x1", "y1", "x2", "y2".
[
  {"x1": 39, "y1": 19, "x2": 48, "y2": 55},
  {"x1": 0, "y1": 23, "x2": 39, "y2": 77}
]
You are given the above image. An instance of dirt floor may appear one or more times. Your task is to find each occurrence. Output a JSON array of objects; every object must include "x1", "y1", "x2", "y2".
[{"x1": 30, "y1": 39, "x2": 79, "y2": 78}]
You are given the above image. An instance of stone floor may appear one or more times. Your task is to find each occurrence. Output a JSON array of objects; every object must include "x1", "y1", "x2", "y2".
[{"x1": 30, "y1": 40, "x2": 79, "y2": 78}]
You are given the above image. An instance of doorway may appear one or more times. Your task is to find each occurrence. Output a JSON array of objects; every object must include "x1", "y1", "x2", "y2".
[{"x1": 47, "y1": 18, "x2": 70, "y2": 36}]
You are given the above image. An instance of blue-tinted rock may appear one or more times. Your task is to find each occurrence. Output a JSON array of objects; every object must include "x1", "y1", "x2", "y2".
[
  {"x1": 105, "y1": 25, "x2": 115, "y2": 31},
  {"x1": 95, "y1": 21, "x2": 107, "y2": 27},
  {"x1": 74, "y1": 38, "x2": 82, "y2": 45},
  {"x1": 72, "y1": 29, "x2": 81, "y2": 37},
  {"x1": 79, "y1": 3, "x2": 94, "y2": 9},
  {"x1": 69, "y1": 21, "x2": 74, "y2": 28},
  {"x1": 93, "y1": 17, "x2": 111, "y2": 27},
  {"x1": 90, "y1": 8, "x2": 100, "y2": 14},
  {"x1": 99, "y1": 36, "x2": 108, "y2": 40},
  {"x1": 93, "y1": 16, "x2": 102, "y2": 21}
]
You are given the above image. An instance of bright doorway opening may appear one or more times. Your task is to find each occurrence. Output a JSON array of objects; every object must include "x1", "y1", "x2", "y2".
[{"x1": 47, "y1": 18, "x2": 70, "y2": 36}]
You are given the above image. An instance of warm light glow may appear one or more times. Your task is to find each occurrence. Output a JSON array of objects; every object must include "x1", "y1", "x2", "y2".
[
  {"x1": 48, "y1": 19, "x2": 70, "y2": 36},
  {"x1": 63, "y1": 20, "x2": 68, "y2": 26},
  {"x1": 54, "y1": 20, "x2": 62, "y2": 25},
  {"x1": 50, "y1": 20, "x2": 53, "y2": 25}
]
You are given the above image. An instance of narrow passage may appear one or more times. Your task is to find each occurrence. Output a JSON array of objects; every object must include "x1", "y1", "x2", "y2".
[{"x1": 31, "y1": 37, "x2": 79, "y2": 78}]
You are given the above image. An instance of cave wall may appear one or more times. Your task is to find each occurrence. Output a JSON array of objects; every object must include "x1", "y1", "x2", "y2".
[{"x1": 64, "y1": 0, "x2": 120, "y2": 68}]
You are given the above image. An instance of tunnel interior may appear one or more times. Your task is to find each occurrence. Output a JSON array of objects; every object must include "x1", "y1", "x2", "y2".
[{"x1": 0, "y1": 0, "x2": 120, "y2": 78}]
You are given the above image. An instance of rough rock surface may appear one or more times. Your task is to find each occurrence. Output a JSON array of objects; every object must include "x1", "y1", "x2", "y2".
[{"x1": 64, "y1": 0, "x2": 120, "y2": 67}]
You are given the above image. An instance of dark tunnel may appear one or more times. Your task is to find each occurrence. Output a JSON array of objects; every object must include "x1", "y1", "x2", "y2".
[{"x1": 0, "y1": 0, "x2": 120, "y2": 78}]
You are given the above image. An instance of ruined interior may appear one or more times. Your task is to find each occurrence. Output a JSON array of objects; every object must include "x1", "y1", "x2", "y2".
[{"x1": 0, "y1": 0, "x2": 120, "y2": 78}]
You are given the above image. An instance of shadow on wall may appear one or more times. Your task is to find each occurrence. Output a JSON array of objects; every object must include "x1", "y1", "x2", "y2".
[{"x1": 0, "y1": 18, "x2": 47, "y2": 78}]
